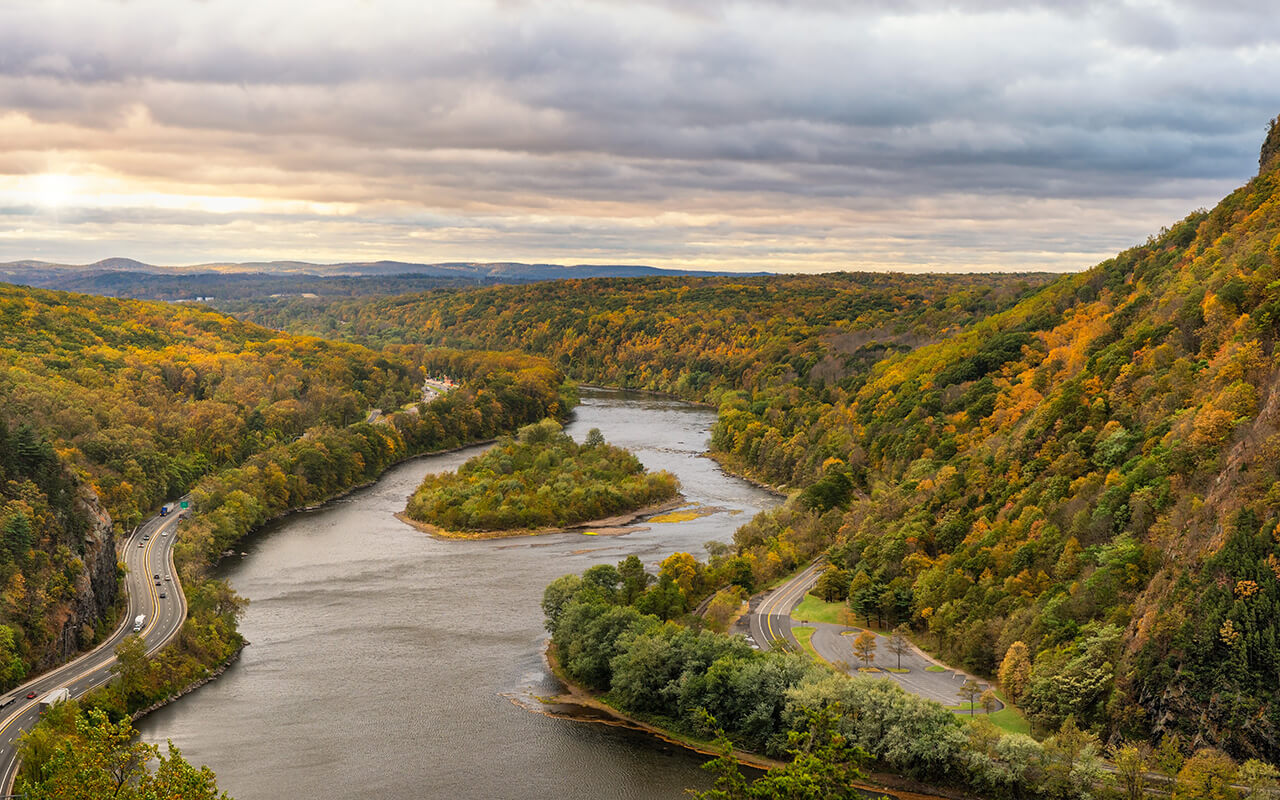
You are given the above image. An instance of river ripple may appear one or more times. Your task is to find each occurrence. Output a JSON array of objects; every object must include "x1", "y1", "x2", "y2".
[{"x1": 139, "y1": 387, "x2": 780, "y2": 800}]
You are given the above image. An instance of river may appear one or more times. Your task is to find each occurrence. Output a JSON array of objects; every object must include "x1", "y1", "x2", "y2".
[{"x1": 138, "y1": 387, "x2": 781, "y2": 799}]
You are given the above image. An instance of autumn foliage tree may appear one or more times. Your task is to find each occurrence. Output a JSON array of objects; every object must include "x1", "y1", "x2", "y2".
[
  {"x1": 851, "y1": 630, "x2": 877, "y2": 668},
  {"x1": 998, "y1": 641, "x2": 1033, "y2": 702}
]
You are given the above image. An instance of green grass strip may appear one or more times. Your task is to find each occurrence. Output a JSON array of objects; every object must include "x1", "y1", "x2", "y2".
[
  {"x1": 791, "y1": 625, "x2": 824, "y2": 663},
  {"x1": 790, "y1": 593, "x2": 849, "y2": 626}
]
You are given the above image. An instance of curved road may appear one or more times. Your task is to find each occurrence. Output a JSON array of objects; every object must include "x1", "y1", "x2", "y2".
[
  {"x1": 745, "y1": 560, "x2": 1002, "y2": 712},
  {"x1": 746, "y1": 562, "x2": 823, "y2": 650},
  {"x1": 0, "y1": 503, "x2": 188, "y2": 791}
]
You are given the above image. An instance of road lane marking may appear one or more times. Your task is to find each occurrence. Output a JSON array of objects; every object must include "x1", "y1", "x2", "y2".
[
  {"x1": 0, "y1": 508, "x2": 188, "y2": 793},
  {"x1": 761, "y1": 563, "x2": 820, "y2": 648},
  {"x1": 0, "y1": 512, "x2": 182, "y2": 743}
]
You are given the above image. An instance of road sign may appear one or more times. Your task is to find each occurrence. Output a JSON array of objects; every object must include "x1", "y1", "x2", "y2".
[{"x1": 180, "y1": 501, "x2": 189, "y2": 509}]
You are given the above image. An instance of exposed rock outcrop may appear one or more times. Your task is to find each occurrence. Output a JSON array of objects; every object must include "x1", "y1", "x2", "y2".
[
  {"x1": 1262, "y1": 114, "x2": 1280, "y2": 175},
  {"x1": 37, "y1": 487, "x2": 119, "y2": 670}
]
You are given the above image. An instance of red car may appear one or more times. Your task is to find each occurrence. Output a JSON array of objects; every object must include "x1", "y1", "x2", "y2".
[{"x1": 26, "y1": 692, "x2": 36, "y2": 699}]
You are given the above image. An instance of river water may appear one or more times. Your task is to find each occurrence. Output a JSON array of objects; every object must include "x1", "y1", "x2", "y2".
[{"x1": 138, "y1": 387, "x2": 780, "y2": 799}]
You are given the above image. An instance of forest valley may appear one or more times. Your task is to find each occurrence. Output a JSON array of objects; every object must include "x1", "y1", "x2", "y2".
[
  {"x1": 228, "y1": 121, "x2": 1280, "y2": 767},
  {"x1": 0, "y1": 290, "x2": 573, "y2": 794},
  {"x1": 5, "y1": 117, "x2": 1280, "y2": 799}
]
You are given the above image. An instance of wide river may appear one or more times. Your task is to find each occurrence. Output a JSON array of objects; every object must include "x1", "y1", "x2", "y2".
[{"x1": 139, "y1": 387, "x2": 781, "y2": 799}]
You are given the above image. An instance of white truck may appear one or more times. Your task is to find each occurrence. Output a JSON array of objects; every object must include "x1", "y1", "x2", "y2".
[
  {"x1": 133, "y1": 614, "x2": 146, "y2": 632},
  {"x1": 39, "y1": 688, "x2": 70, "y2": 710}
]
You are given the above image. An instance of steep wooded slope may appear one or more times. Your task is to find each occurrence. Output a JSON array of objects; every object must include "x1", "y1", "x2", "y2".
[{"x1": 824, "y1": 131, "x2": 1280, "y2": 757}]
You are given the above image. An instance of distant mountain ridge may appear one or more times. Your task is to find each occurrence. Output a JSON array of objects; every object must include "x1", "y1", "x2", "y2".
[
  {"x1": 0, "y1": 257, "x2": 757, "y2": 280},
  {"x1": 0, "y1": 258, "x2": 764, "y2": 303}
]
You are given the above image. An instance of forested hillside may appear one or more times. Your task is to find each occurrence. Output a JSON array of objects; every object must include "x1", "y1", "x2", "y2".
[
  {"x1": 0, "y1": 285, "x2": 421, "y2": 529},
  {"x1": 232, "y1": 272, "x2": 1053, "y2": 488},
  {"x1": 818, "y1": 147, "x2": 1280, "y2": 757},
  {"x1": 0, "y1": 419, "x2": 114, "y2": 680},
  {"x1": 0, "y1": 285, "x2": 571, "y2": 691}
]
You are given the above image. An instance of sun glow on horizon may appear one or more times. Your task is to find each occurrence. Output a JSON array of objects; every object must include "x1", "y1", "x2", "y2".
[
  {"x1": 6, "y1": 172, "x2": 358, "y2": 218},
  {"x1": 33, "y1": 173, "x2": 81, "y2": 209}
]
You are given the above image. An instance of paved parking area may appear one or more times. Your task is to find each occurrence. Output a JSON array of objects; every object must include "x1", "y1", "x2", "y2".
[{"x1": 802, "y1": 621, "x2": 1001, "y2": 712}]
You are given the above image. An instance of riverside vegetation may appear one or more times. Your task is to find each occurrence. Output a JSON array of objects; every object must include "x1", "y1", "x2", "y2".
[
  {"x1": 0, "y1": 285, "x2": 573, "y2": 796},
  {"x1": 235, "y1": 121, "x2": 1280, "y2": 776},
  {"x1": 405, "y1": 418, "x2": 678, "y2": 534},
  {"x1": 546, "y1": 555, "x2": 1280, "y2": 800}
]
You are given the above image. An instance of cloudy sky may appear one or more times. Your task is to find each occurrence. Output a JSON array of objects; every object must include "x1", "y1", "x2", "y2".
[{"x1": 1, "y1": 0, "x2": 1278, "y2": 272}]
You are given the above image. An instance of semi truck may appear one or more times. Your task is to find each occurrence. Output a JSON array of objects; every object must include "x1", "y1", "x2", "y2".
[
  {"x1": 133, "y1": 614, "x2": 146, "y2": 632},
  {"x1": 39, "y1": 688, "x2": 70, "y2": 710},
  {"x1": 160, "y1": 504, "x2": 170, "y2": 516}
]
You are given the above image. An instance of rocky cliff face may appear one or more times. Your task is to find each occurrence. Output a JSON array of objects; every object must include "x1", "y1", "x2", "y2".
[
  {"x1": 37, "y1": 487, "x2": 119, "y2": 670},
  {"x1": 1262, "y1": 115, "x2": 1280, "y2": 175}
]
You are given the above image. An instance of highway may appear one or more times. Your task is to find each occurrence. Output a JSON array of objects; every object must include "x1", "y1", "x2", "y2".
[
  {"x1": 746, "y1": 561, "x2": 823, "y2": 651},
  {"x1": 0, "y1": 501, "x2": 188, "y2": 793}
]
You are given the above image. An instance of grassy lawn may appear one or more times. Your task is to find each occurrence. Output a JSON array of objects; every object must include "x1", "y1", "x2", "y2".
[
  {"x1": 790, "y1": 593, "x2": 849, "y2": 626},
  {"x1": 791, "y1": 626, "x2": 823, "y2": 662},
  {"x1": 987, "y1": 690, "x2": 1031, "y2": 735},
  {"x1": 948, "y1": 696, "x2": 1032, "y2": 735},
  {"x1": 924, "y1": 664, "x2": 947, "y2": 673},
  {"x1": 987, "y1": 705, "x2": 1032, "y2": 736}
]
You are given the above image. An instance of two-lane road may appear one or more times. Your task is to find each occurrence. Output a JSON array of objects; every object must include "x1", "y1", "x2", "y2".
[
  {"x1": 0, "y1": 502, "x2": 188, "y2": 791},
  {"x1": 747, "y1": 561, "x2": 823, "y2": 651}
]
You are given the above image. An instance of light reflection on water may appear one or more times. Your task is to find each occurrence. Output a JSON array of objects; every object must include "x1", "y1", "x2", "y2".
[{"x1": 138, "y1": 387, "x2": 780, "y2": 800}]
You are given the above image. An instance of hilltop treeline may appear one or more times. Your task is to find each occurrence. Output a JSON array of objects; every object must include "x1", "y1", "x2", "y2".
[{"x1": 232, "y1": 273, "x2": 1052, "y2": 489}]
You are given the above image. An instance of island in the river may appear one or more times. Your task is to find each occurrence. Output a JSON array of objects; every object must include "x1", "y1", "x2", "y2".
[{"x1": 403, "y1": 418, "x2": 680, "y2": 537}]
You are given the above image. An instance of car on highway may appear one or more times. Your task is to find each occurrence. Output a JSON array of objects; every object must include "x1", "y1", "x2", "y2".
[
  {"x1": 25, "y1": 692, "x2": 36, "y2": 699},
  {"x1": 138, "y1": 542, "x2": 144, "y2": 547},
  {"x1": 159, "y1": 592, "x2": 167, "y2": 598},
  {"x1": 164, "y1": 575, "x2": 171, "y2": 581}
]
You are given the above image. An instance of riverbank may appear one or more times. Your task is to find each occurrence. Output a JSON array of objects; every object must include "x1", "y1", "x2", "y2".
[
  {"x1": 576, "y1": 383, "x2": 716, "y2": 409},
  {"x1": 395, "y1": 496, "x2": 686, "y2": 540},
  {"x1": 214, "y1": 438, "x2": 500, "y2": 560},
  {"x1": 540, "y1": 644, "x2": 784, "y2": 771},
  {"x1": 539, "y1": 644, "x2": 978, "y2": 800},
  {"x1": 136, "y1": 385, "x2": 785, "y2": 800},
  {"x1": 703, "y1": 451, "x2": 790, "y2": 497},
  {"x1": 130, "y1": 641, "x2": 248, "y2": 723}
]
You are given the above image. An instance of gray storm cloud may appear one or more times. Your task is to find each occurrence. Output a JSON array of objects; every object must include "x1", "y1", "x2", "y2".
[{"x1": 0, "y1": 0, "x2": 1277, "y2": 270}]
